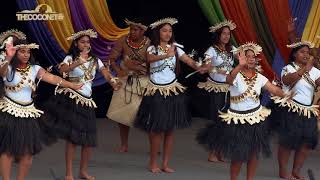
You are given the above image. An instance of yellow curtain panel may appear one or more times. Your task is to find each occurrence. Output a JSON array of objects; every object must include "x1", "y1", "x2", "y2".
[
  {"x1": 37, "y1": 0, "x2": 129, "y2": 52},
  {"x1": 302, "y1": 0, "x2": 320, "y2": 47},
  {"x1": 37, "y1": 0, "x2": 74, "y2": 52},
  {"x1": 82, "y1": 0, "x2": 129, "y2": 40}
]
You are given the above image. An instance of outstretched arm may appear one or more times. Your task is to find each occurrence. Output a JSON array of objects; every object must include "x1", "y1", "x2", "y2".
[{"x1": 37, "y1": 68, "x2": 82, "y2": 90}]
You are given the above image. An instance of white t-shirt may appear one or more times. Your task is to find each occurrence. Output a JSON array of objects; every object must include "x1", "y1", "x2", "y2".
[
  {"x1": 281, "y1": 63, "x2": 320, "y2": 105},
  {"x1": 4, "y1": 65, "x2": 41, "y2": 103},
  {"x1": 204, "y1": 46, "x2": 235, "y2": 82},
  {"x1": 229, "y1": 72, "x2": 268, "y2": 111},
  {"x1": 63, "y1": 55, "x2": 105, "y2": 97},
  {"x1": 148, "y1": 45, "x2": 185, "y2": 84}
]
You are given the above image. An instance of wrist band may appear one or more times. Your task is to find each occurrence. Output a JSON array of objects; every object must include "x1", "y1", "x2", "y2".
[{"x1": 54, "y1": 78, "x2": 64, "y2": 95}]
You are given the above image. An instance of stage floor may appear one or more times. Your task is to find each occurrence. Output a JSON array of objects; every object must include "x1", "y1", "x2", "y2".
[{"x1": 11, "y1": 118, "x2": 320, "y2": 180}]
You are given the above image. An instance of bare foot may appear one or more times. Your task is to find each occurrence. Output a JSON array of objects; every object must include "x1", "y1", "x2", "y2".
[
  {"x1": 279, "y1": 169, "x2": 291, "y2": 179},
  {"x1": 149, "y1": 163, "x2": 161, "y2": 173},
  {"x1": 279, "y1": 174, "x2": 299, "y2": 180},
  {"x1": 161, "y1": 167, "x2": 175, "y2": 173},
  {"x1": 118, "y1": 146, "x2": 128, "y2": 153},
  {"x1": 79, "y1": 172, "x2": 95, "y2": 180},
  {"x1": 208, "y1": 152, "x2": 226, "y2": 163},
  {"x1": 291, "y1": 173, "x2": 305, "y2": 180},
  {"x1": 149, "y1": 167, "x2": 161, "y2": 173},
  {"x1": 208, "y1": 155, "x2": 219, "y2": 162},
  {"x1": 64, "y1": 176, "x2": 74, "y2": 180}
]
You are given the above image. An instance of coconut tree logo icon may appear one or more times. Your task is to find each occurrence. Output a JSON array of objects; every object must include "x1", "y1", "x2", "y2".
[{"x1": 16, "y1": 4, "x2": 64, "y2": 21}]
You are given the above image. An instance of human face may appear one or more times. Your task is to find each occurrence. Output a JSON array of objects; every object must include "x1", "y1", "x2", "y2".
[
  {"x1": 159, "y1": 24, "x2": 172, "y2": 43},
  {"x1": 129, "y1": 25, "x2": 145, "y2": 41},
  {"x1": 16, "y1": 48, "x2": 30, "y2": 64},
  {"x1": 219, "y1": 27, "x2": 231, "y2": 45},
  {"x1": 76, "y1": 35, "x2": 91, "y2": 52},
  {"x1": 294, "y1": 46, "x2": 310, "y2": 65},
  {"x1": 245, "y1": 50, "x2": 256, "y2": 69}
]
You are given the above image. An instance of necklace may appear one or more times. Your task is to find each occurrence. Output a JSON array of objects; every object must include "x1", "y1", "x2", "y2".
[
  {"x1": 126, "y1": 36, "x2": 148, "y2": 50},
  {"x1": 240, "y1": 70, "x2": 257, "y2": 81},
  {"x1": 214, "y1": 45, "x2": 227, "y2": 52},
  {"x1": 16, "y1": 64, "x2": 31, "y2": 73},
  {"x1": 158, "y1": 45, "x2": 169, "y2": 53}
]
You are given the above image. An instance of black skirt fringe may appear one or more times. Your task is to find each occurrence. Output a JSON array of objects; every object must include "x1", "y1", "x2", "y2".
[
  {"x1": 191, "y1": 85, "x2": 229, "y2": 121},
  {"x1": 197, "y1": 108, "x2": 271, "y2": 161},
  {"x1": 0, "y1": 113, "x2": 43, "y2": 156},
  {"x1": 272, "y1": 106, "x2": 318, "y2": 150},
  {"x1": 134, "y1": 91, "x2": 191, "y2": 133},
  {"x1": 205, "y1": 90, "x2": 228, "y2": 122},
  {"x1": 40, "y1": 93, "x2": 97, "y2": 147}
]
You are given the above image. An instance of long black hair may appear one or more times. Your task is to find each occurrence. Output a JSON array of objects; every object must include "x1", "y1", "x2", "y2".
[
  {"x1": 67, "y1": 35, "x2": 96, "y2": 61},
  {"x1": 211, "y1": 26, "x2": 232, "y2": 52},
  {"x1": 288, "y1": 45, "x2": 310, "y2": 63}
]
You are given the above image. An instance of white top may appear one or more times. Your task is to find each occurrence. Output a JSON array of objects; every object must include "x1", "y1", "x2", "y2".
[
  {"x1": 204, "y1": 46, "x2": 235, "y2": 82},
  {"x1": 148, "y1": 45, "x2": 185, "y2": 84},
  {"x1": 63, "y1": 55, "x2": 105, "y2": 97},
  {"x1": 230, "y1": 72, "x2": 268, "y2": 111},
  {"x1": 281, "y1": 63, "x2": 320, "y2": 105},
  {"x1": 4, "y1": 65, "x2": 41, "y2": 103}
]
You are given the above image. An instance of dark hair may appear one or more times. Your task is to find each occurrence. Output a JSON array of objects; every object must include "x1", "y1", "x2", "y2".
[
  {"x1": 7, "y1": 39, "x2": 36, "y2": 82},
  {"x1": 67, "y1": 35, "x2": 96, "y2": 61},
  {"x1": 211, "y1": 26, "x2": 232, "y2": 52},
  {"x1": 149, "y1": 23, "x2": 180, "y2": 74},
  {"x1": 288, "y1": 45, "x2": 309, "y2": 63},
  {"x1": 150, "y1": 23, "x2": 175, "y2": 48},
  {"x1": 0, "y1": 39, "x2": 37, "y2": 97}
]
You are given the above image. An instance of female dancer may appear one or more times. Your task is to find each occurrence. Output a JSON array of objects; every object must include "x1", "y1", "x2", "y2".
[
  {"x1": 271, "y1": 41, "x2": 320, "y2": 180},
  {"x1": 197, "y1": 20, "x2": 236, "y2": 162},
  {"x1": 134, "y1": 17, "x2": 209, "y2": 173},
  {"x1": 197, "y1": 42, "x2": 288, "y2": 180},
  {"x1": 43, "y1": 29, "x2": 121, "y2": 180},
  {"x1": 0, "y1": 39, "x2": 82, "y2": 180}
]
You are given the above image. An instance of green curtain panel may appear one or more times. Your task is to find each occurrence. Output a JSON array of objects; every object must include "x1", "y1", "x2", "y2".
[{"x1": 247, "y1": 0, "x2": 276, "y2": 64}]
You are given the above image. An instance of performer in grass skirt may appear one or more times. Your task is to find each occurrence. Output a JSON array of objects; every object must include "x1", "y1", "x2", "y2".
[
  {"x1": 196, "y1": 20, "x2": 236, "y2": 162},
  {"x1": 196, "y1": 20, "x2": 236, "y2": 121},
  {"x1": 106, "y1": 18, "x2": 150, "y2": 153},
  {"x1": 41, "y1": 29, "x2": 121, "y2": 180},
  {"x1": 197, "y1": 42, "x2": 288, "y2": 180},
  {"x1": 271, "y1": 41, "x2": 320, "y2": 180},
  {"x1": 134, "y1": 17, "x2": 209, "y2": 173},
  {"x1": 0, "y1": 38, "x2": 81, "y2": 180}
]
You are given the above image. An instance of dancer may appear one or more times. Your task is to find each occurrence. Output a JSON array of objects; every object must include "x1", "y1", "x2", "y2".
[
  {"x1": 134, "y1": 17, "x2": 209, "y2": 173},
  {"x1": 106, "y1": 18, "x2": 150, "y2": 153},
  {"x1": 43, "y1": 29, "x2": 121, "y2": 180},
  {"x1": 197, "y1": 42, "x2": 288, "y2": 180},
  {"x1": 196, "y1": 19, "x2": 236, "y2": 162},
  {"x1": 0, "y1": 38, "x2": 82, "y2": 180},
  {"x1": 271, "y1": 41, "x2": 320, "y2": 180}
]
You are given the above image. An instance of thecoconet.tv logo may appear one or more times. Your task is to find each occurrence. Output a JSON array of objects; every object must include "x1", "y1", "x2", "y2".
[{"x1": 16, "y1": 4, "x2": 64, "y2": 21}]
